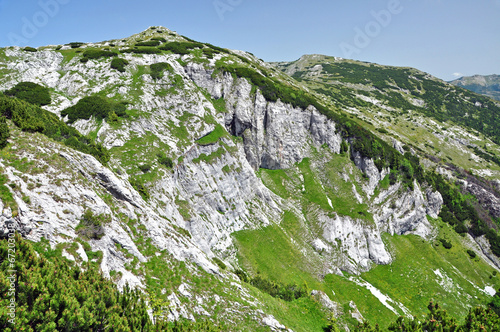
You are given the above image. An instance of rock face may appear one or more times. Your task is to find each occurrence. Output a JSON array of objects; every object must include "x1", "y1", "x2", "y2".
[
  {"x1": 462, "y1": 179, "x2": 500, "y2": 219},
  {"x1": 373, "y1": 181, "x2": 439, "y2": 240},
  {"x1": 0, "y1": 140, "x2": 219, "y2": 288},
  {"x1": 352, "y1": 152, "x2": 389, "y2": 197},
  {"x1": 311, "y1": 290, "x2": 341, "y2": 315},
  {"x1": 476, "y1": 236, "x2": 500, "y2": 269},
  {"x1": 173, "y1": 137, "x2": 283, "y2": 253},
  {"x1": 186, "y1": 63, "x2": 342, "y2": 171},
  {"x1": 321, "y1": 213, "x2": 391, "y2": 273}
]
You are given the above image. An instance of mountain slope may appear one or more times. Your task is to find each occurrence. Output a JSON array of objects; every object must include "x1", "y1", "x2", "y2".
[
  {"x1": 274, "y1": 54, "x2": 500, "y2": 229},
  {"x1": 1, "y1": 28, "x2": 500, "y2": 330},
  {"x1": 450, "y1": 74, "x2": 500, "y2": 101}
]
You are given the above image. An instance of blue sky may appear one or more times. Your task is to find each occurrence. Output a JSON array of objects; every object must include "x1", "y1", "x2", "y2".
[{"x1": 0, "y1": 0, "x2": 499, "y2": 81}]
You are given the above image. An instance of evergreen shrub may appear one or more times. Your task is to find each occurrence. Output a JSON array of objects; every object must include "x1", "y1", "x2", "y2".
[{"x1": 4, "y1": 82, "x2": 51, "y2": 106}]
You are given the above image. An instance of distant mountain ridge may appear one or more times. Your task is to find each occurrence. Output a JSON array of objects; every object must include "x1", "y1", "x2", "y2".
[{"x1": 449, "y1": 74, "x2": 500, "y2": 101}]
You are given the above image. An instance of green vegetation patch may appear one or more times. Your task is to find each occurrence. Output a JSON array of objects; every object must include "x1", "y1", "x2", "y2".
[
  {"x1": 135, "y1": 40, "x2": 161, "y2": 47},
  {"x1": 213, "y1": 257, "x2": 226, "y2": 270},
  {"x1": 175, "y1": 197, "x2": 192, "y2": 221},
  {"x1": 157, "y1": 152, "x2": 173, "y2": 168},
  {"x1": 110, "y1": 58, "x2": 129, "y2": 72},
  {"x1": 23, "y1": 46, "x2": 37, "y2": 52},
  {"x1": 233, "y1": 221, "x2": 332, "y2": 331},
  {"x1": 211, "y1": 97, "x2": 227, "y2": 113},
  {"x1": 150, "y1": 62, "x2": 173, "y2": 80},
  {"x1": 81, "y1": 48, "x2": 117, "y2": 60},
  {"x1": 110, "y1": 129, "x2": 173, "y2": 176},
  {"x1": 61, "y1": 95, "x2": 128, "y2": 123},
  {"x1": 296, "y1": 158, "x2": 335, "y2": 212},
  {"x1": 258, "y1": 168, "x2": 291, "y2": 198},
  {"x1": 196, "y1": 124, "x2": 228, "y2": 145},
  {"x1": 354, "y1": 224, "x2": 500, "y2": 329},
  {"x1": 121, "y1": 47, "x2": 162, "y2": 54},
  {"x1": 0, "y1": 116, "x2": 9, "y2": 149},
  {"x1": 75, "y1": 209, "x2": 111, "y2": 240},
  {"x1": 324, "y1": 273, "x2": 396, "y2": 329},
  {"x1": 192, "y1": 147, "x2": 226, "y2": 164},
  {"x1": 0, "y1": 94, "x2": 109, "y2": 164},
  {"x1": 0, "y1": 172, "x2": 17, "y2": 216},
  {"x1": 233, "y1": 223, "x2": 320, "y2": 288},
  {"x1": 67, "y1": 42, "x2": 85, "y2": 48},
  {"x1": 320, "y1": 156, "x2": 372, "y2": 221},
  {"x1": 129, "y1": 177, "x2": 150, "y2": 200},
  {"x1": 4, "y1": 82, "x2": 51, "y2": 106},
  {"x1": 1, "y1": 234, "x2": 228, "y2": 331},
  {"x1": 158, "y1": 41, "x2": 204, "y2": 55}
]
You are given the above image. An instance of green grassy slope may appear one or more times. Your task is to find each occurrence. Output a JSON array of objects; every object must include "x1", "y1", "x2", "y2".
[{"x1": 233, "y1": 147, "x2": 500, "y2": 330}]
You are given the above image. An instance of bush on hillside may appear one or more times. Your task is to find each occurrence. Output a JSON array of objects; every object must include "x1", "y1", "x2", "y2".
[
  {"x1": 129, "y1": 178, "x2": 149, "y2": 200},
  {"x1": 150, "y1": 62, "x2": 172, "y2": 80},
  {"x1": 61, "y1": 96, "x2": 111, "y2": 122},
  {"x1": 249, "y1": 275, "x2": 308, "y2": 302},
  {"x1": 61, "y1": 95, "x2": 128, "y2": 123},
  {"x1": 75, "y1": 209, "x2": 110, "y2": 240},
  {"x1": 4, "y1": 82, "x2": 51, "y2": 106},
  {"x1": 157, "y1": 152, "x2": 173, "y2": 168},
  {"x1": 467, "y1": 249, "x2": 476, "y2": 259},
  {"x1": 68, "y1": 42, "x2": 85, "y2": 48},
  {"x1": 234, "y1": 269, "x2": 249, "y2": 283},
  {"x1": 23, "y1": 46, "x2": 37, "y2": 52},
  {"x1": 121, "y1": 47, "x2": 162, "y2": 54},
  {"x1": 82, "y1": 49, "x2": 118, "y2": 60},
  {"x1": 158, "y1": 41, "x2": 204, "y2": 54},
  {"x1": 135, "y1": 40, "x2": 161, "y2": 47},
  {"x1": 139, "y1": 163, "x2": 152, "y2": 173},
  {"x1": 110, "y1": 58, "x2": 129, "y2": 72},
  {"x1": 0, "y1": 116, "x2": 9, "y2": 149},
  {"x1": 151, "y1": 37, "x2": 166, "y2": 42},
  {"x1": 439, "y1": 238, "x2": 453, "y2": 249}
]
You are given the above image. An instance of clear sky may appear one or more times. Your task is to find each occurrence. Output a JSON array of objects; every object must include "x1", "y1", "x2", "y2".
[{"x1": 0, "y1": 0, "x2": 499, "y2": 81}]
